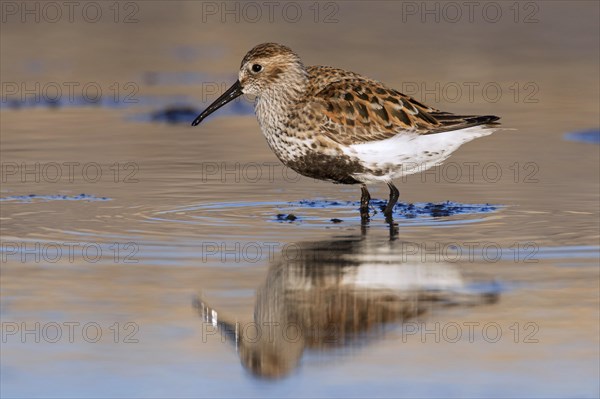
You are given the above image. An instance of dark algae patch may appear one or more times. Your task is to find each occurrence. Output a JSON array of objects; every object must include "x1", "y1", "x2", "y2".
[
  {"x1": 295, "y1": 199, "x2": 498, "y2": 219},
  {"x1": 0, "y1": 194, "x2": 111, "y2": 203},
  {"x1": 378, "y1": 200, "x2": 498, "y2": 218}
]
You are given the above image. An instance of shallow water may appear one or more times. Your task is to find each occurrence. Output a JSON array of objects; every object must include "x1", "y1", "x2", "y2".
[{"x1": 1, "y1": 1, "x2": 599, "y2": 398}]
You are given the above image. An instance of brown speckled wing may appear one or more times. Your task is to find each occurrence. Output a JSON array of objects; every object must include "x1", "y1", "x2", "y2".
[{"x1": 306, "y1": 67, "x2": 499, "y2": 145}]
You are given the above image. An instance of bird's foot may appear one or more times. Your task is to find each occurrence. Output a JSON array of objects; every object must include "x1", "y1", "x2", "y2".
[
  {"x1": 360, "y1": 206, "x2": 371, "y2": 222},
  {"x1": 383, "y1": 204, "x2": 395, "y2": 219}
]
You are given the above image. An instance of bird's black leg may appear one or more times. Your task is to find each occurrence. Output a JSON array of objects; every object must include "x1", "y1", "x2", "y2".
[
  {"x1": 360, "y1": 184, "x2": 371, "y2": 220},
  {"x1": 383, "y1": 181, "x2": 399, "y2": 218}
]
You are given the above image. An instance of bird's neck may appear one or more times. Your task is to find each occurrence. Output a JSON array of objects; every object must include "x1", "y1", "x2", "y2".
[{"x1": 254, "y1": 71, "x2": 308, "y2": 137}]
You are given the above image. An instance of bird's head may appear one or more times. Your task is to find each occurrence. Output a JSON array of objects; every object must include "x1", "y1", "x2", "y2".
[{"x1": 192, "y1": 43, "x2": 307, "y2": 126}]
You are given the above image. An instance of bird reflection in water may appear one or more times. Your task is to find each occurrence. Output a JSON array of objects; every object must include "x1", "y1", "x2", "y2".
[{"x1": 194, "y1": 237, "x2": 499, "y2": 379}]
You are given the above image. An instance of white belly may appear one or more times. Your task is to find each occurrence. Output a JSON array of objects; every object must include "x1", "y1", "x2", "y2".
[{"x1": 342, "y1": 126, "x2": 498, "y2": 183}]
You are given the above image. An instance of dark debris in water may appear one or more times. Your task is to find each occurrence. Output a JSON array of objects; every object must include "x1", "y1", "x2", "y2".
[
  {"x1": 298, "y1": 199, "x2": 350, "y2": 208},
  {"x1": 375, "y1": 200, "x2": 497, "y2": 218},
  {"x1": 0, "y1": 194, "x2": 111, "y2": 203},
  {"x1": 276, "y1": 213, "x2": 298, "y2": 222},
  {"x1": 331, "y1": 218, "x2": 343, "y2": 223},
  {"x1": 297, "y1": 199, "x2": 497, "y2": 219}
]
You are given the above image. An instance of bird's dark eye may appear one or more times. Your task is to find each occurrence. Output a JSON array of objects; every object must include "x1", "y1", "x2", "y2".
[{"x1": 251, "y1": 64, "x2": 263, "y2": 73}]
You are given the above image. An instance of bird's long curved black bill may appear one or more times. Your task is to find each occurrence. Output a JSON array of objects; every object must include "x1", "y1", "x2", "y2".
[{"x1": 191, "y1": 80, "x2": 243, "y2": 126}]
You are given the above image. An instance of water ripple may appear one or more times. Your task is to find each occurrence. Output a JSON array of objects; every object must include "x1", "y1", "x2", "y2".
[{"x1": 146, "y1": 199, "x2": 501, "y2": 228}]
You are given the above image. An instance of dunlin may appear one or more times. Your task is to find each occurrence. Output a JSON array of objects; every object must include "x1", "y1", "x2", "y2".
[{"x1": 192, "y1": 43, "x2": 500, "y2": 219}]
